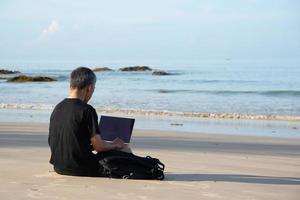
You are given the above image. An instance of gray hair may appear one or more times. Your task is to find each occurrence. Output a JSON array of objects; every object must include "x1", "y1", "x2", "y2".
[{"x1": 70, "y1": 67, "x2": 96, "y2": 90}]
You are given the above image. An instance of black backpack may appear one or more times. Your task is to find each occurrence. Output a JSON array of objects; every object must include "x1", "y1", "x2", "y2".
[{"x1": 98, "y1": 151, "x2": 165, "y2": 180}]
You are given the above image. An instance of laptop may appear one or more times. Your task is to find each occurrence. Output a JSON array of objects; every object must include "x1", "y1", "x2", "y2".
[{"x1": 98, "y1": 115, "x2": 135, "y2": 144}]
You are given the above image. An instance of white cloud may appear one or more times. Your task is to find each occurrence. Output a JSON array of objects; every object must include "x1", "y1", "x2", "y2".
[
  {"x1": 31, "y1": 20, "x2": 60, "y2": 44},
  {"x1": 42, "y1": 20, "x2": 60, "y2": 35}
]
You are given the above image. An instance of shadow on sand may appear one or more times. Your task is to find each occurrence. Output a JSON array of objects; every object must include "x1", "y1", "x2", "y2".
[
  {"x1": 1, "y1": 134, "x2": 300, "y2": 157},
  {"x1": 166, "y1": 173, "x2": 300, "y2": 185}
]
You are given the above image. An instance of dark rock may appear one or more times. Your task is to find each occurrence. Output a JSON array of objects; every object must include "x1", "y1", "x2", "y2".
[
  {"x1": 152, "y1": 71, "x2": 173, "y2": 76},
  {"x1": 7, "y1": 75, "x2": 57, "y2": 82},
  {"x1": 0, "y1": 77, "x2": 8, "y2": 80},
  {"x1": 119, "y1": 66, "x2": 152, "y2": 72},
  {"x1": 0, "y1": 69, "x2": 20, "y2": 74},
  {"x1": 93, "y1": 67, "x2": 113, "y2": 72}
]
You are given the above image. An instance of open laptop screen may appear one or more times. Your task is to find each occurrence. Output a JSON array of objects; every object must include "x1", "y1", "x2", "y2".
[{"x1": 98, "y1": 115, "x2": 135, "y2": 143}]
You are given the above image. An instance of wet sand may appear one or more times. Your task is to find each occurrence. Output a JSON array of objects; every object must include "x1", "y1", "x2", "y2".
[{"x1": 0, "y1": 122, "x2": 299, "y2": 200}]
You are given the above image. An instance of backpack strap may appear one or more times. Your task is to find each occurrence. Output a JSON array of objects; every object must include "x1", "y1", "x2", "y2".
[{"x1": 146, "y1": 156, "x2": 165, "y2": 171}]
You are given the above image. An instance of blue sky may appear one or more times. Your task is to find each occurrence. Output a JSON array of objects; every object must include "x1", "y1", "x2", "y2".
[{"x1": 0, "y1": 0, "x2": 299, "y2": 61}]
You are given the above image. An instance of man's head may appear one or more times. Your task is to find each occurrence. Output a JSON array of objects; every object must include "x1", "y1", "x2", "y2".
[{"x1": 70, "y1": 67, "x2": 97, "y2": 103}]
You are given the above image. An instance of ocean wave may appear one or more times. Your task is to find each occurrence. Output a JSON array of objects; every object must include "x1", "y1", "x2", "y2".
[
  {"x1": 260, "y1": 90, "x2": 300, "y2": 96},
  {"x1": 186, "y1": 79, "x2": 259, "y2": 83},
  {"x1": 149, "y1": 89, "x2": 191, "y2": 93},
  {"x1": 0, "y1": 103, "x2": 299, "y2": 121},
  {"x1": 210, "y1": 90, "x2": 300, "y2": 96},
  {"x1": 0, "y1": 103, "x2": 54, "y2": 110},
  {"x1": 95, "y1": 108, "x2": 300, "y2": 121},
  {"x1": 148, "y1": 89, "x2": 300, "y2": 96}
]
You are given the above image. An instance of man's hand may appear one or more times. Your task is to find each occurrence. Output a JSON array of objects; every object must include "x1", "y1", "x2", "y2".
[
  {"x1": 91, "y1": 134, "x2": 127, "y2": 152},
  {"x1": 112, "y1": 138, "x2": 125, "y2": 149}
]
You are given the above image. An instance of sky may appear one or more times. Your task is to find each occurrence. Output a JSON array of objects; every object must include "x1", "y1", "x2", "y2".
[{"x1": 0, "y1": 0, "x2": 299, "y2": 62}]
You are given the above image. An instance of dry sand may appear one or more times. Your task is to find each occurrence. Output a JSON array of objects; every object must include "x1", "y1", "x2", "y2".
[{"x1": 0, "y1": 122, "x2": 299, "y2": 200}]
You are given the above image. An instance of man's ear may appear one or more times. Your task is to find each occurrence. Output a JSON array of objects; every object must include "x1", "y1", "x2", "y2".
[{"x1": 86, "y1": 84, "x2": 93, "y2": 92}]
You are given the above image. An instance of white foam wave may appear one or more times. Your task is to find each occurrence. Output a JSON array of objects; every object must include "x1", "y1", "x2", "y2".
[
  {"x1": 0, "y1": 103, "x2": 299, "y2": 121},
  {"x1": 95, "y1": 108, "x2": 300, "y2": 121},
  {"x1": 0, "y1": 103, "x2": 54, "y2": 110}
]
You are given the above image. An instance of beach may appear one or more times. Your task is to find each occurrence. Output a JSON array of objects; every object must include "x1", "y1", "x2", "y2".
[
  {"x1": 0, "y1": 122, "x2": 299, "y2": 200},
  {"x1": 1, "y1": 61, "x2": 300, "y2": 200}
]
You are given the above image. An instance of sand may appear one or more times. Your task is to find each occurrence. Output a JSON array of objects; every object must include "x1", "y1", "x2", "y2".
[{"x1": 0, "y1": 122, "x2": 299, "y2": 200}]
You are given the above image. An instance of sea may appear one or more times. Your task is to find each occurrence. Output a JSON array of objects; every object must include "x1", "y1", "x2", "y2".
[{"x1": 0, "y1": 59, "x2": 299, "y2": 138}]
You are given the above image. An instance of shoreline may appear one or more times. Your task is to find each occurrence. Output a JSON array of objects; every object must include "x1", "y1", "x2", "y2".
[
  {"x1": 1, "y1": 104, "x2": 300, "y2": 122},
  {"x1": 0, "y1": 122, "x2": 299, "y2": 200},
  {"x1": 0, "y1": 108, "x2": 299, "y2": 139}
]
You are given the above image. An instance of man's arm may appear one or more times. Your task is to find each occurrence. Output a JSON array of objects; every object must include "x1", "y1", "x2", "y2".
[{"x1": 90, "y1": 134, "x2": 125, "y2": 152}]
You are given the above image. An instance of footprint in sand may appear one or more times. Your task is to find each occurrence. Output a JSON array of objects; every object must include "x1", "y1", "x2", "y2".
[{"x1": 27, "y1": 185, "x2": 41, "y2": 199}]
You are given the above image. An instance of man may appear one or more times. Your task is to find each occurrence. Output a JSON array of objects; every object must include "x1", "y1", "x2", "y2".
[{"x1": 48, "y1": 67, "x2": 129, "y2": 177}]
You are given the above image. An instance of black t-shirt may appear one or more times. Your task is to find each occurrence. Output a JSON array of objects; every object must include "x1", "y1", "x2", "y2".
[{"x1": 48, "y1": 98, "x2": 100, "y2": 175}]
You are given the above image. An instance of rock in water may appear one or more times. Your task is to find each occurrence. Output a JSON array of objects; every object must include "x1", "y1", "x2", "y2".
[
  {"x1": 93, "y1": 67, "x2": 113, "y2": 72},
  {"x1": 152, "y1": 71, "x2": 173, "y2": 76},
  {"x1": 0, "y1": 69, "x2": 20, "y2": 74},
  {"x1": 119, "y1": 66, "x2": 152, "y2": 72},
  {"x1": 7, "y1": 75, "x2": 57, "y2": 82}
]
